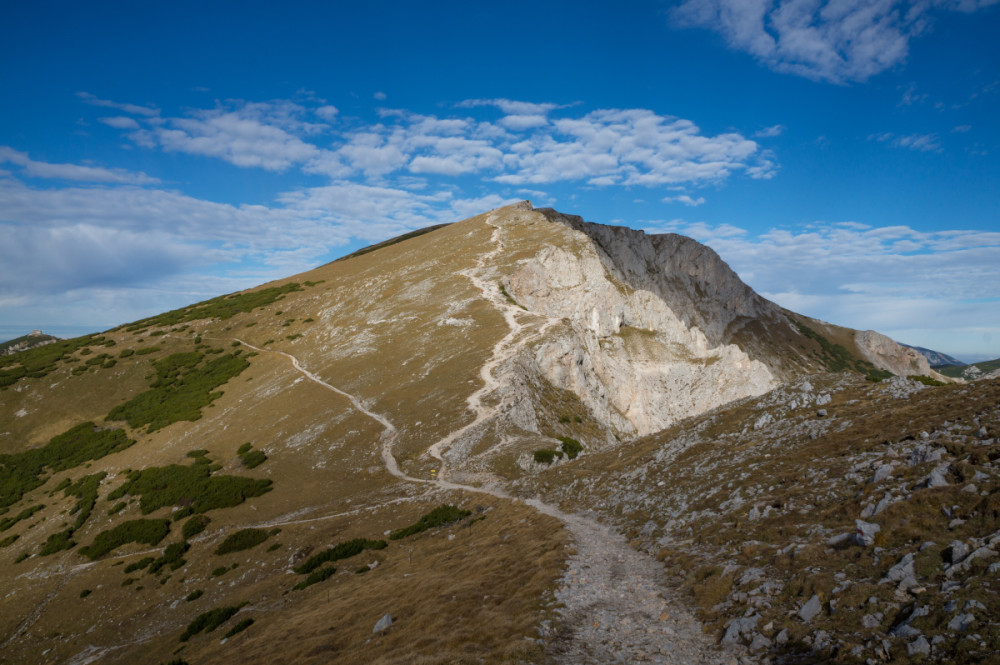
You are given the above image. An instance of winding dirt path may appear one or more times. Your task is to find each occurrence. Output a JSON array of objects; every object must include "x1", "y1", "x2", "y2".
[{"x1": 237, "y1": 212, "x2": 733, "y2": 664}]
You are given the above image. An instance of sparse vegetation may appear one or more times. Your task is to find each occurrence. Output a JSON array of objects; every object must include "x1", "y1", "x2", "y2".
[
  {"x1": 0, "y1": 504, "x2": 44, "y2": 532},
  {"x1": 214, "y1": 528, "x2": 269, "y2": 555},
  {"x1": 498, "y1": 283, "x2": 527, "y2": 310},
  {"x1": 389, "y1": 505, "x2": 471, "y2": 541}
]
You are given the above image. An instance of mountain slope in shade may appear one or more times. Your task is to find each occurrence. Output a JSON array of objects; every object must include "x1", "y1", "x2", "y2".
[{"x1": 0, "y1": 202, "x2": 968, "y2": 665}]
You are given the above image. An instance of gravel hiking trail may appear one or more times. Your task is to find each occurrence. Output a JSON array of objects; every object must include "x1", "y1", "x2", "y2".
[{"x1": 237, "y1": 210, "x2": 735, "y2": 664}]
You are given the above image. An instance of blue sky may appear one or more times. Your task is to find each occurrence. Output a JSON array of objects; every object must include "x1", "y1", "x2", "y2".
[{"x1": 1, "y1": 0, "x2": 998, "y2": 360}]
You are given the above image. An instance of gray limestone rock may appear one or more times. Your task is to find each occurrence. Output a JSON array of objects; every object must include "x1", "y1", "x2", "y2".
[
  {"x1": 373, "y1": 613, "x2": 393, "y2": 633},
  {"x1": 907, "y1": 636, "x2": 931, "y2": 657},
  {"x1": 854, "y1": 520, "x2": 881, "y2": 547},
  {"x1": 721, "y1": 615, "x2": 758, "y2": 646},
  {"x1": 798, "y1": 595, "x2": 822, "y2": 623},
  {"x1": 946, "y1": 613, "x2": 975, "y2": 632}
]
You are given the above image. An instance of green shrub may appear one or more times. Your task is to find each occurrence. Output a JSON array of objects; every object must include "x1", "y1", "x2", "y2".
[
  {"x1": 293, "y1": 538, "x2": 387, "y2": 574},
  {"x1": 111, "y1": 460, "x2": 272, "y2": 515},
  {"x1": 63, "y1": 472, "x2": 106, "y2": 529},
  {"x1": 79, "y1": 588, "x2": 91, "y2": 598},
  {"x1": 533, "y1": 449, "x2": 561, "y2": 465},
  {"x1": 181, "y1": 514, "x2": 211, "y2": 540},
  {"x1": 0, "y1": 534, "x2": 20, "y2": 548},
  {"x1": 214, "y1": 528, "x2": 269, "y2": 555},
  {"x1": 39, "y1": 528, "x2": 76, "y2": 555},
  {"x1": 557, "y1": 436, "x2": 583, "y2": 459},
  {"x1": 266, "y1": 542, "x2": 281, "y2": 552},
  {"x1": 912, "y1": 374, "x2": 946, "y2": 386},
  {"x1": 240, "y1": 450, "x2": 267, "y2": 469},
  {"x1": 79, "y1": 519, "x2": 170, "y2": 560},
  {"x1": 0, "y1": 334, "x2": 105, "y2": 388},
  {"x1": 0, "y1": 423, "x2": 132, "y2": 510},
  {"x1": 212, "y1": 566, "x2": 230, "y2": 577},
  {"x1": 389, "y1": 505, "x2": 471, "y2": 541},
  {"x1": 148, "y1": 540, "x2": 189, "y2": 574},
  {"x1": 119, "y1": 349, "x2": 135, "y2": 358},
  {"x1": 236, "y1": 443, "x2": 252, "y2": 456},
  {"x1": 0, "y1": 504, "x2": 44, "y2": 532},
  {"x1": 185, "y1": 589, "x2": 203, "y2": 602},
  {"x1": 179, "y1": 603, "x2": 246, "y2": 641},
  {"x1": 124, "y1": 557, "x2": 155, "y2": 573},
  {"x1": 293, "y1": 566, "x2": 336, "y2": 590},
  {"x1": 125, "y1": 283, "x2": 303, "y2": 331},
  {"x1": 107, "y1": 352, "x2": 250, "y2": 432},
  {"x1": 108, "y1": 501, "x2": 126, "y2": 515},
  {"x1": 134, "y1": 346, "x2": 160, "y2": 355},
  {"x1": 224, "y1": 618, "x2": 254, "y2": 637}
]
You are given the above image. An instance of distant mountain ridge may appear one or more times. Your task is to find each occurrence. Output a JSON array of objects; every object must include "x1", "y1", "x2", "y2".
[
  {"x1": 902, "y1": 343, "x2": 965, "y2": 368},
  {"x1": 0, "y1": 330, "x2": 58, "y2": 356}
]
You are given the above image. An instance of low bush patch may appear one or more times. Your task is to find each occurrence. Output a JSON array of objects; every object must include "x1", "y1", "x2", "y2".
[
  {"x1": 179, "y1": 603, "x2": 246, "y2": 641},
  {"x1": 215, "y1": 528, "x2": 269, "y2": 555},
  {"x1": 389, "y1": 505, "x2": 471, "y2": 540},
  {"x1": 79, "y1": 519, "x2": 170, "y2": 560},
  {"x1": 293, "y1": 538, "x2": 387, "y2": 574}
]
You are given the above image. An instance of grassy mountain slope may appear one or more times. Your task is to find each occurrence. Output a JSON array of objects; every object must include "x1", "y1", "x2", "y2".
[{"x1": 0, "y1": 202, "x2": 968, "y2": 664}]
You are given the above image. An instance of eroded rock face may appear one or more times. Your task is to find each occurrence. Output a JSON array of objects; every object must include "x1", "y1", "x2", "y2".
[
  {"x1": 855, "y1": 330, "x2": 938, "y2": 378},
  {"x1": 500, "y1": 208, "x2": 778, "y2": 436}
]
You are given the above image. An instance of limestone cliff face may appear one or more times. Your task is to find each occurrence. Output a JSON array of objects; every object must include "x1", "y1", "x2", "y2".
[
  {"x1": 854, "y1": 330, "x2": 942, "y2": 379},
  {"x1": 498, "y1": 207, "x2": 779, "y2": 437}
]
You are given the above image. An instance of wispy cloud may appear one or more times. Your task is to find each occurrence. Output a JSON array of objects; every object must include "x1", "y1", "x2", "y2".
[
  {"x1": 753, "y1": 124, "x2": 785, "y2": 138},
  {"x1": 870, "y1": 131, "x2": 942, "y2": 152},
  {"x1": 671, "y1": 0, "x2": 1000, "y2": 84},
  {"x1": 0, "y1": 146, "x2": 160, "y2": 184},
  {"x1": 77, "y1": 92, "x2": 159, "y2": 117}
]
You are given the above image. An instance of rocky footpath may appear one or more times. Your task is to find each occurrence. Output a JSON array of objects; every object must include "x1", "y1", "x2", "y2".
[{"x1": 518, "y1": 374, "x2": 1000, "y2": 664}]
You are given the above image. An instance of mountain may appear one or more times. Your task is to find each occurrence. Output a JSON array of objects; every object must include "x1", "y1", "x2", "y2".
[
  {"x1": 0, "y1": 202, "x2": 987, "y2": 665},
  {"x1": 902, "y1": 344, "x2": 965, "y2": 369},
  {"x1": 937, "y1": 357, "x2": 1000, "y2": 380}
]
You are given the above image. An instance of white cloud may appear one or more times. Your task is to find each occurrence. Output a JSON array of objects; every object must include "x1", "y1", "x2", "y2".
[
  {"x1": 753, "y1": 124, "x2": 785, "y2": 138},
  {"x1": 662, "y1": 194, "x2": 707, "y2": 206},
  {"x1": 374, "y1": 91, "x2": 387, "y2": 100},
  {"x1": 671, "y1": 0, "x2": 999, "y2": 84},
  {"x1": 151, "y1": 102, "x2": 324, "y2": 171},
  {"x1": 0, "y1": 146, "x2": 160, "y2": 184},
  {"x1": 495, "y1": 108, "x2": 769, "y2": 185},
  {"x1": 316, "y1": 105, "x2": 339, "y2": 120},
  {"x1": 952, "y1": 124, "x2": 972, "y2": 132}
]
